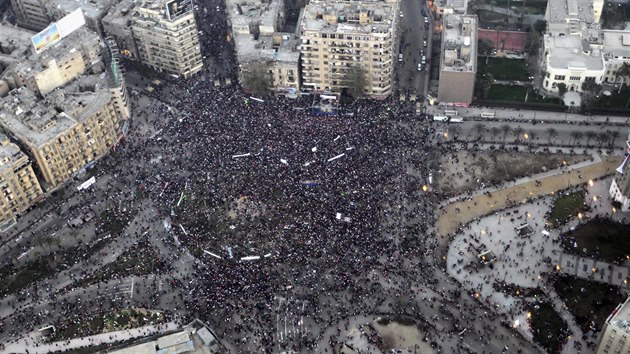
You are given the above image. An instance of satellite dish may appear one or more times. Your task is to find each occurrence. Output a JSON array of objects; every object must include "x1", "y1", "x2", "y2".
[{"x1": 603, "y1": 90, "x2": 612, "y2": 96}]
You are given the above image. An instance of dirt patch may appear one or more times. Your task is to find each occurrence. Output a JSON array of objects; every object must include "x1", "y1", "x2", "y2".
[
  {"x1": 372, "y1": 320, "x2": 435, "y2": 353},
  {"x1": 437, "y1": 150, "x2": 588, "y2": 195}
]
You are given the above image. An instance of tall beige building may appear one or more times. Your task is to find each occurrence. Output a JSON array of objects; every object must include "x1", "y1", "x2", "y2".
[
  {"x1": 0, "y1": 87, "x2": 123, "y2": 188},
  {"x1": 438, "y1": 14, "x2": 477, "y2": 104},
  {"x1": 0, "y1": 134, "x2": 43, "y2": 227},
  {"x1": 8, "y1": 0, "x2": 50, "y2": 31},
  {"x1": 596, "y1": 297, "x2": 630, "y2": 354},
  {"x1": 130, "y1": 0, "x2": 203, "y2": 78},
  {"x1": 298, "y1": 0, "x2": 399, "y2": 99}
]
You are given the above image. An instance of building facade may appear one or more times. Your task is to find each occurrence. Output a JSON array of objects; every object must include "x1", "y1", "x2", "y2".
[
  {"x1": 596, "y1": 297, "x2": 630, "y2": 354},
  {"x1": 131, "y1": 0, "x2": 203, "y2": 78},
  {"x1": 9, "y1": 0, "x2": 50, "y2": 31},
  {"x1": 0, "y1": 87, "x2": 124, "y2": 188},
  {"x1": 298, "y1": 0, "x2": 399, "y2": 99},
  {"x1": 0, "y1": 134, "x2": 43, "y2": 226},
  {"x1": 438, "y1": 14, "x2": 477, "y2": 104}
]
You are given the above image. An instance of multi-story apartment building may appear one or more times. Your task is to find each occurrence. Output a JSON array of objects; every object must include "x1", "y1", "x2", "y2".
[
  {"x1": 438, "y1": 14, "x2": 476, "y2": 104},
  {"x1": 130, "y1": 0, "x2": 203, "y2": 78},
  {"x1": 298, "y1": 0, "x2": 399, "y2": 99},
  {"x1": 8, "y1": 0, "x2": 50, "y2": 31},
  {"x1": 596, "y1": 297, "x2": 630, "y2": 354},
  {"x1": 0, "y1": 134, "x2": 43, "y2": 227},
  {"x1": 0, "y1": 87, "x2": 123, "y2": 189}
]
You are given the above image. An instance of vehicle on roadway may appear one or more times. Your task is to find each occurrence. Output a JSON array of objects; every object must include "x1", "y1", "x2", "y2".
[
  {"x1": 449, "y1": 117, "x2": 464, "y2": 123},
  {"x1": 433, "y1": 116, "x2": 448, "y2": 122}
]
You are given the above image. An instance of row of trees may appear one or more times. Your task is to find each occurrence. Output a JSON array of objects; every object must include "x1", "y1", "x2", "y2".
[{"x1": 449, "y1": 124, "x2": 623, "y2": 147}]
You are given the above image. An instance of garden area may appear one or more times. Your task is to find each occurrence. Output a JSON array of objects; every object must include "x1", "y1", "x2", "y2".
[
  {"x1": 592, "y1": 89, "x2": 630, "y2": 110},
  {"x1": 561, "y1": 217, "x2": 630, "y2": 264},
  {"x1": 551, "y1": 275, "x2": 625, "y2": 332},
  {"x1": 547, "y1": 190, "x2": 585, "y2": 228},
  {"x1": 48, "y1": 308, "x2": 166, "y2": 342},
  {"x1": 527, "y1": 301, "x2": 569, "y2": 354},
  {"x1": 477, "y1": 0, "x2": 548, "y2": 14},
  {"x1": 76, "y1": 238, "x2": 171, "y2": 287},
  {"x1": 478, "y1": 58, "x2": 530, "y2": 81},
  {"x1": 485, "y1": 85, "x2": 563, "y2": 105},
  {"x1": 0, "y1": 235, "x2": 114, "y2": 297}
]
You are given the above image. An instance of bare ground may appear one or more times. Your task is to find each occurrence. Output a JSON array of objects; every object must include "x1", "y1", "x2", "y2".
[{"x1": 436, "y1": 150, "x2": 588, "y2": 195}]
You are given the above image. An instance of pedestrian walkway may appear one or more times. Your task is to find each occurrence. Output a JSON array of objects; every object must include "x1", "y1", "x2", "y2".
[{"x1": 2, "y1": 321, "x2": 181, "y2": 354}]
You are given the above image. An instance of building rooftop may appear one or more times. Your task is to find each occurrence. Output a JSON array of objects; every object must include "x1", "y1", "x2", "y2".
[
  {"x1": 102, "y1": 0, "x2": 137, "y2": 28},
  {"x1": 609, "y1": 297, "x2": 630, "y2": 334},
  {"x1": 234, "y1": 32, "x2": 299, "y2": 63},
  {"x1": 0, "y1": 134, "x2": 28, "y2": 175},
  {"x1": 134, "y1": 0, "x2": 194, "y2": 23},
  {"x1": 602, "y1": 30, "x2": 630, "y2": 60},
  {"x1": 300, "y1": 0, "x2": 397, "y2": 35},
  {"x1": 0, "y1": 86, "x2": 112, "y2": 148},
  {"x1": 47, "y1": 0, "x2": 113, "y2": 19},
  {"x1": 2, "y1": 26, "x2": 102, "y2": 88},
  {"x1": 544, "y1": 34, "x2": 604, "y2": 71},
  {"x1": 227, "y1": 0, "x2": 283, "y2": 35},
  {"x1": 546, "y1": 0, "x2": 594, "y2": 24},
  {"x1": 441, "y1": 14, "x2": 477, "y2": 73},
  {"x1": 0, "y1": 24, "x2": 35, "y2": 64},
  {"x1": 107, "y1": 319, "x2": 222, "y2": 354}
]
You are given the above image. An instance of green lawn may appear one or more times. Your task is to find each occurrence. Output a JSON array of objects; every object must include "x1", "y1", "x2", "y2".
[
  {"x1": 487, "y1": 85, "x2": 529, "y2": 101},
  {"x1": 478, "y1": 58, "x2": 530, "y2": 81},
  {"x1": 49, "y1": 308, "x2": 165, "y2": 342},
  {"x1": 77, "y1": 239, "x2": 171, "y2": 287},
  {"x1": 528, "y1": 302, "x2": 569, "y2": 354},
  {"x1": 552, "y1": 275, "x2": 625, "y2": 332},
  {"x1": 562, "y1": 217, "x2": 630, "y2": 264},
  {"x1": 548, "y1": 191, "x2": 585, "y2": 228}
]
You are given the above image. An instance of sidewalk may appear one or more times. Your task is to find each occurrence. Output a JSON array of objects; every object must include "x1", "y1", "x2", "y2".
[{"x1": 2, "y1": 321, "x2": 181, "y2": 354}]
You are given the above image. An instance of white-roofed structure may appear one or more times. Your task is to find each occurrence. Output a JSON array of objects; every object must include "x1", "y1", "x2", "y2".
[{"x1": 541, "y1": 34, "x2": 605, "y2": 93}]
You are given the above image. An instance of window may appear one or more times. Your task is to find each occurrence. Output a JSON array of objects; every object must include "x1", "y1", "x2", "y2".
[
  {"x1": 554, "y1": 75, "x2": 565, "y2": 80},
  {"x1": 585, "y1": 77, "x2": 595, "y2": 81},
  {"x1": 569, "y1": 76, "x2": 581, "y2": 81}
]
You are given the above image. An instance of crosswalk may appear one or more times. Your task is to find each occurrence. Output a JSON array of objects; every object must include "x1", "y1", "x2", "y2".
[
  {"x1": 274, "y1": 296, "x2": 309, "y2": 345},
  {"x1": 96, "y1": 278, "x2": 134, "y2": 301}
]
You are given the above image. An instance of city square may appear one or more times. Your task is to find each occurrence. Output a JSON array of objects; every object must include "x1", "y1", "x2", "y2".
[{"x1": 0, "y1": 0, "x2": 629, "y2": 352}]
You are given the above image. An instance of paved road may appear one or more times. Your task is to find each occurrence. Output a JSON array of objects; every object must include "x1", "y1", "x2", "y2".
[{"x1": 397, "y1": 0, "x2": 431, "y2": 95}]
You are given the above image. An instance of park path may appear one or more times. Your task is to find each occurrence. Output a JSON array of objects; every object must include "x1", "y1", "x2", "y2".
[{"x1": 435, "y1": 155, "x2": 621, "y2": 241}]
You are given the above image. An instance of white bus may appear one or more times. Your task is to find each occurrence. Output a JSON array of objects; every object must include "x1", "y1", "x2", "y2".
[
  {"x1": 444, "y1": 110, "x2": 458, "y2": 117},
  {"x1": 480, "y1": 112, "x2": 496, "y2": 118},
  {"x1": 433, "y1": 116, "x2": 449, "y2": 122},
  {"x1": 449, "y1": 117, "x2": 464, "y2": 123}
]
